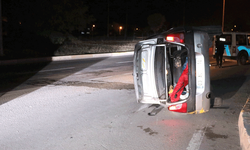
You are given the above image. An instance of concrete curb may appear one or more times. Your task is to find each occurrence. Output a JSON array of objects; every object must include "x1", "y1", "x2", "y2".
[
  {"x1": 0, "y1": 51, "x2": 134, "y2": 66},
  {"x1": 239, "y1": 97, "x2": 250, "y2": 150}
]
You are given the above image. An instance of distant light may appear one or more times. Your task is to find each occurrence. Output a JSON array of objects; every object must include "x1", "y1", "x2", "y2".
[
  {"x1": 234, "y1": 25, "x2": 236, "y2": 27},
  {"x1": 136, "y1": 28, "x2": 138, "y2": 30},
  {"x1": 93, "y1": 25, "x2": 95, "y2": 27},
  {"x1": 86, "y1": 32, "x2": 90, "y2": 34},
  {"x1": 19, "y1": 21, "x2": 21, "y2": 25},
  {"x1": 81, "y1": 32, "x2": 85, "y2": 34},
  {"x1": 231, "y1": 29, "x2": 233, "y2": 31},
  {"x1": 119, "y1": 26, "x2": 123, "y2": 30}
]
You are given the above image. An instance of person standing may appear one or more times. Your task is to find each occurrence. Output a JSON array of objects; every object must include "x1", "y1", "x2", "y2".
[{"x1": 215, "y1": 39, "x2": 225, "y2": 68}]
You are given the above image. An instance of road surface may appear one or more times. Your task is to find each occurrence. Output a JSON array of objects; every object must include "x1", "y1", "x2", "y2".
[{"x1": 0, "y1": 54, "x2": 249, "y2": 150}]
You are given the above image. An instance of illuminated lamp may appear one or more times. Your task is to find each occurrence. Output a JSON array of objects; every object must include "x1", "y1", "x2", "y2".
[
  {"x1": 168, "y1": 103, "x2": 187, "y2": 113},
  {"x1": 166, "y1": 36, "x2": 174, "y2": 42},
  {"x1": 166, "y1": 33, "x2": 185, "y2": 43}
]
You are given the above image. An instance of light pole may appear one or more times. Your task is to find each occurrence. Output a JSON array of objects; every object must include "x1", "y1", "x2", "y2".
[
  {"x1": 92, "y1": 24, "x2": 95, "y2": 39},
  {"x1": 0, "y1": 0, "x2": 3, "y2": 57},
  {"x1": 107, "y1": 0, "x2": 109, "y2": 37},
  {"x1": 222, "y1": 0, "x2": 225, "y2": 32}
]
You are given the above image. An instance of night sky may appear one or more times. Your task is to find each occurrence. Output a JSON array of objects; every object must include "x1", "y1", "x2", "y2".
[
  {"x1": 3, "y1": 0, "x2": 250, "y2": 36},
  {"x1": 86, "y1": 0, "x2": 250, "y2": 31},
  {"x1": 2, "y1": 0, "x2": 250, "y2": 59}
]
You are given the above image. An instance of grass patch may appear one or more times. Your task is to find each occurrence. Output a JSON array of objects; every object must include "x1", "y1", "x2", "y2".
[{"x1": 54, "y1": 39, "x2": 139, "y2": 56}]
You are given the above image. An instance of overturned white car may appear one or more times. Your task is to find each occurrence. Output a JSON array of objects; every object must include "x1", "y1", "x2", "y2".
[{"x1": 133, "y1": 26, "x2": 219, "y2": 114}]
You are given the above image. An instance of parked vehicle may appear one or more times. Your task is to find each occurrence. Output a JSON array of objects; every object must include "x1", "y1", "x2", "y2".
[
  {"x1": 213, "y1": 32, "x2": 250, "y2": 65},
  {"x1": 133, "y1": 26, "x2": 219, "y2": 114}
]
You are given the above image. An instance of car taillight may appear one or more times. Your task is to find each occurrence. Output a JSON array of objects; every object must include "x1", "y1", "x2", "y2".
[
  {"x1": 166, "y1": 33, "x2": 185, "y2": 43},
  {"x1": 168, "y1": 102, "x2": 187, "y2": 113},
  {"x1": 166, "y1": 36, "x2": 174, "y2": 42}
]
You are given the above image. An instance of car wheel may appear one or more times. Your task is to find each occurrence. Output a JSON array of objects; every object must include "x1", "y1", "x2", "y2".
[
  {"x1": 238, "y1": 53, "x2": 247, "y2": 65},
  {"x1": 213, "y1": 97, "x2": 223, "y2": 107}
]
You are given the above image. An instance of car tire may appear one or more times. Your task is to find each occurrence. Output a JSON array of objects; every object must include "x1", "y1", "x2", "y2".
[
  {"x1": 213, "y1": 97, "x2": 223, "y2": 107},
  {"x1": 237, "y1": 53, "x2": 247, "y2": 65}
]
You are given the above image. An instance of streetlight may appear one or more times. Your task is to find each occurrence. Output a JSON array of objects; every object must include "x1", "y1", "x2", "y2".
[
  {"x1": 0, "y1": 0, "x2": 3, "y2": 56},
  {"x1": 119, "y1": 26, "x2": 123, "y2": 35},
  {"x1": 222, "y1": 0, "x2": 225, "y2": 32},
  {"x1": 92, "y1": 25, "x2": 95, "y2": 39}
]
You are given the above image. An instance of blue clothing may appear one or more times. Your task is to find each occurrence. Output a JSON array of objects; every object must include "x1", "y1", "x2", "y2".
[{"x1": 182, "y1": 57, "x2": 188, "y2": 71}]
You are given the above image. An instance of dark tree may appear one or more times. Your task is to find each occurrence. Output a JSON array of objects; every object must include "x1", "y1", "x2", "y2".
[
  {"x1": 3, "y1": 0, "x2": 95, "y2": 35},
  {"x1": 147, "y1": 13, "x2": 166, "y2": 34},
  {"x1": 46, "y1": 0, "x2": 96, "y2": 33}
]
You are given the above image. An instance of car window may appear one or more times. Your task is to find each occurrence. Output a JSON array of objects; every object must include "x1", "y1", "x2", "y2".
[
  {"x1": 218, "y1": 34, "x2": 232, "y2": 45},
  {"x1": 236, "y1": 34, "x2": 247, "y2": 45},
  {"x1": 247, "y1": 35, "x2": 250, "y2": 45}
]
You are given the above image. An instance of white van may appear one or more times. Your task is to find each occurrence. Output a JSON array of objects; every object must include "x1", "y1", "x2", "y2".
[{"x1": 213, "y1": 32, "x2": 250, "y2": 65}]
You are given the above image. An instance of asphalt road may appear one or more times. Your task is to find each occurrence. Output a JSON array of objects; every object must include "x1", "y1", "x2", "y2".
[{"x1": 0, "y1": 54, "x2": 250, "y2": 150}]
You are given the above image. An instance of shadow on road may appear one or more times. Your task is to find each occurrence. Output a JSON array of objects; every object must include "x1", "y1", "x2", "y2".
[
  {"x1": 0, "y1": 62, "x2": 50, "y2": 93},
  {"x1": 211, "y1": 76, "x2": 248, "y2": 100},
  {"x1": 0, "y1": 57, "x2": 107, "y2": 105},
  {"x1": 210, "y1": 56, "x2": 250, "y2": 101}
]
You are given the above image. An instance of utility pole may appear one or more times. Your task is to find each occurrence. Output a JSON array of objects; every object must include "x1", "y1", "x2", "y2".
[
  {"x1": 124, "y1": 1, "x2": 128, "y2": 39},
  {"x1": 0, "y1": 0, "x2": 3, "y2": 57},
  {"x1": 222, "y1": 0, "x2": 225, "y2": 32},
  {"x1": 107, "y1": 0, "x2": 109, "y2": 38}
]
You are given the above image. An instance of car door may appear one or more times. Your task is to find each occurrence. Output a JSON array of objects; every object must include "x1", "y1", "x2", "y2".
[{"x1": 133, "y1": 38, "x2": 163, "y2": 104}]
